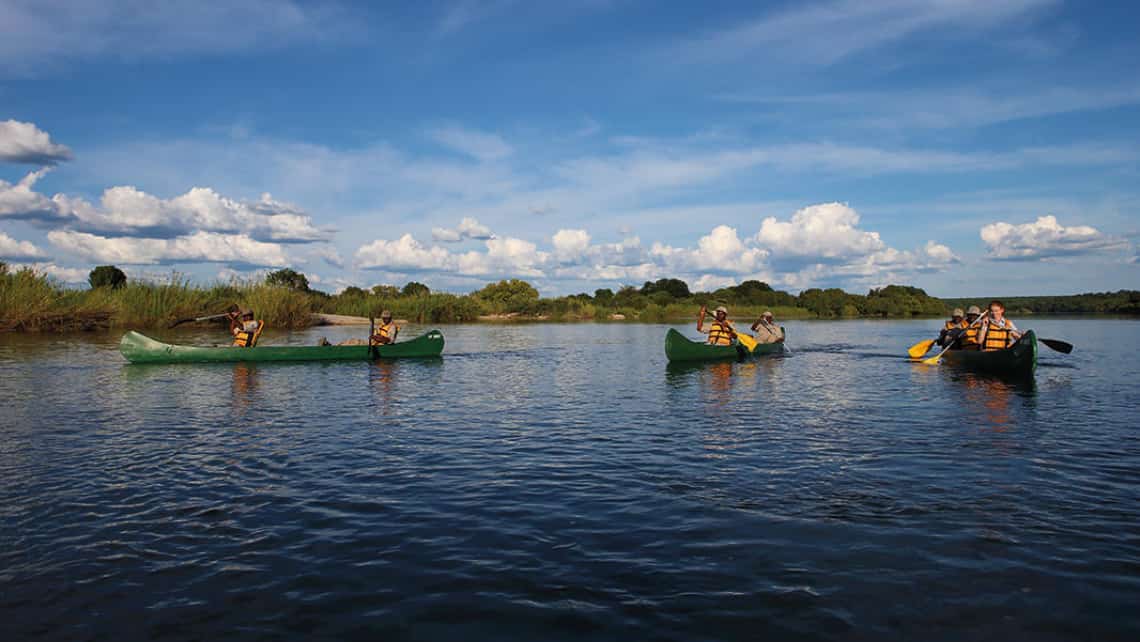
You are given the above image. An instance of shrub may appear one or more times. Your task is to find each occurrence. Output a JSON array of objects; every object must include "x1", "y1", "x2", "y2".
[
  {"x1": 265, "y1": 268, "x2": 310, "y2": 292},
  {"x1": 89, "y1": 265, "x2": 127, "y2": 289}
]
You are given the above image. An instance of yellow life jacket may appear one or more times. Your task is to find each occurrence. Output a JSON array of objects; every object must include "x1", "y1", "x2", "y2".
[
  {"x1": 232, "y1": 320, "x2": 264, "y2": 347},
  {"x1": 944, "y1": 319, "x2": 966, "y2": 331},
  {"x1": 706, "y1": 319, "x2": 734, "y2": 346},
  {"x1": 961, "y1": 324, "x2": 981, "y2": 348},
  {"x1": 982, "y1": 320, "x2": 1013, "y2": 351},
  {"x1": 370, "y1": 321, "x2": 396, "y2": 346}
]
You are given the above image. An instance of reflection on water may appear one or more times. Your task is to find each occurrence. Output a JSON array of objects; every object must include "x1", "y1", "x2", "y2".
[
  {"x1": 1, "y1": 319, "x2": 1138, "y2": 640},
  {"x1": 953, "y1": 372, "x2": 1037, "y2": 430},
  {"x1": 369, "y1": 360, "x2": 397, "y2": 416},
  {"x1": 231, "y1": 363, "x2": 259, "y2": 415}
]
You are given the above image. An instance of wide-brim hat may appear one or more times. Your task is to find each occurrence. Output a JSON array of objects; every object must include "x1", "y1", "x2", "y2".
[
  {"x1": 714, "y1": 306, "x2": 728, "y2": 314},
  {"x1": 952, "y1": 308, "x2": 964, "y2": 317},
  {"x1": 966, "y1": 305, "x2": 981, "y2": 315}
]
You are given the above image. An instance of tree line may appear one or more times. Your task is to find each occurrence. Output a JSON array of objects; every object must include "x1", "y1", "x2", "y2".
[{"x1": 2, "y1": 262, "x2": 1136, "y2": 332}]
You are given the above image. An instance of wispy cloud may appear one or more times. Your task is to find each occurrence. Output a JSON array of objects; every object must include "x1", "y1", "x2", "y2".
[
  {"x1": 428, "y1": 125, "x2": 514, "y2": 161},
  {"x1": 663, "y1": 0, "x2": 1056, "y2": 66},
  {"x1": 0, "y1": 0, "x2": 362, "y2": 74},
  {"x1": 716, "y1": 85, "x2": 1140, "y2": 130}
]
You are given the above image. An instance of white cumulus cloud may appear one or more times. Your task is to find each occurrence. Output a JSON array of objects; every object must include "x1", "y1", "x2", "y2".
[
  {"x1": 0, "y1": 168, "x2": 69, "y2": 222},
  {"x1": 10, "y1": 262, "x2": 88, "y2": 283},
  {"x1": 0, "y1": 120, "x2": 73, "y2": 164},
  {"x1": 48, "y1": 230, "x2": 290, "y2": 266},
  {"x1": 0, "y1": 232, "x2": 48, "y2": 261},
  {"x1": 755, "y1": 202, "x2": 884, "y2": 262},
  {"x1": 431, "y1": 217, "x2": 494, "y2": 242},
  {"x1": 980, "y1": 215, "x2": 1128, "y2": 260},
  {"x1": 652, "y1": 225, "x2": 768, "y2": 275},
  {"x1": 1, "y1": 169, "x2": 325, "y2": 242},
  {"x1": 355, "y1": 234, "x2": 455, "y2": 271}
]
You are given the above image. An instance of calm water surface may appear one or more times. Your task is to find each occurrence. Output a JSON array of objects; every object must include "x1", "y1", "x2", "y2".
[{"x1": 1, "y1": 319, "x2": 1138, "y2": 640}]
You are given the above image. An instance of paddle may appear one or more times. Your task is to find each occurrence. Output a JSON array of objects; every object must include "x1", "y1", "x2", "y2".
[
  {"x1": 168, "y1": 312, "x2": 231, "y2": 328},
  {"x1": 1039, "y1": 338, "x2": 1073, "y2": 354},
  {"x1": 736, "y1": 331, "x2": 758, "y2": 352},
  {"x1": 368, "y1": 315, "x2": 376, "y2": 360},
  {"x1": 923, "y1": 311, "x2": 987, "y2": 365},
  {"x1": 907, "y1": 338, "x2": 937, "y2": 359}
]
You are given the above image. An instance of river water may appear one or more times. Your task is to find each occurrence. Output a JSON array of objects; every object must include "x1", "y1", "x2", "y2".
[{"x1": 1, "y1": 319, "x2": 1137, "y2": 640}]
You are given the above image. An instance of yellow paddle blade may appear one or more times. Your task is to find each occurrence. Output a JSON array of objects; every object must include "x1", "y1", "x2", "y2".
[
  {"x1": 922, "y1": 352, "x2": 943, "y2": 365},
  {"x1": 737, "y1": 332, "x2": 759, "y2": 352},
  {"x1": 908, "y1": 338, "x2": 936, "y2": 359}
]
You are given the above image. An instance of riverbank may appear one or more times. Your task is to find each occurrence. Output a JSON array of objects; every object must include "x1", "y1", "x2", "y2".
[{"x1": 3, "y1": 266, "x2": 1136, "y2": 332}]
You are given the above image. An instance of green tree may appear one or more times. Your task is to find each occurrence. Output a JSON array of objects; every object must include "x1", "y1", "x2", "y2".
[
  {"x1": 340, "y1": 286, "x2": 367, "y2": 298},
  {"x1": 89, "y1": 265, "x2": 127, "y2": 289},
  {"x1": 402, "y1": 281, "x2": 430, "y2": 297},
  {"x1": 593, "y1": 288, "x2": 615, "y2": 306},
  {"x1": 613, "y1": 285, "x2": 648, "y2": 310},
  {"x1": 372, "y1": 284, "x2": 400, "y2": 297},
  {"x1": 474, "y1": 279, "x2": 540, "y2": 312},
  {"x1": 265, "y1": 268, "x2": 310, "y2": 292},
  {"x1": 640, "y1": 278, "x2": 691, "y2": 299}
]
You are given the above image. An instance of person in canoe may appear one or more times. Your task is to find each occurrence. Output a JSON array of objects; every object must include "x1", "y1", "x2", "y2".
[
  {"x1": 750, "y1": 310, "x2": 784, "y2": 344},
  {"x1": 227, "y1": 306, "x2": 264, "y2": 347},
  {"x1": 698, "y1": 305, "x2": 737, "y2": 346},
  {"x1": 370, "y1": 309, "x2": 399, "y2": 345},
  {"x1": 977, "y1": 300, "x2": 1021, "y2": 351},
  {"x1": 958, "y1": 305, "x2": 984, "y2": 350},
  {"x1": 937, "y1": 308, "x2": 966, "y2": 347}
]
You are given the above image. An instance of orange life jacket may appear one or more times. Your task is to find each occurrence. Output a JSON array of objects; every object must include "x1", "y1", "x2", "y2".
[
  {"x1": 982, "y1": 319, "x2": 1014, "y2": 351},
  {"x1": 944, "y1": 319, "x2": 966, "y2": 331},
  {"x1": 706, "y1": 319, "x2": 734, "y2": 346},
  {"x1": 370, "y1": 321, "x2": 396, "y2": 346},
  {"x1": 232, "y1": 320, "x2": 264, "y2": 347}
]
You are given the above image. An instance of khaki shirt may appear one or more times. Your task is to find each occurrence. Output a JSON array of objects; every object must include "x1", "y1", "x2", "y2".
[{"x1": 753, "y1": 321, "x2": 784, "y2": 344}]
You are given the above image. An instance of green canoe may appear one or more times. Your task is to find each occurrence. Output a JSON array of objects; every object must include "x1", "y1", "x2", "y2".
[
  {"x1": 940, "y1": 329, "x2": 1037, "y2": 376},
  {"x1": 120, "y1": 329, "x2": 444, "y2": 364},
  {"x1": 664, "y1": 328, "x2": 785, "y2": 363}
]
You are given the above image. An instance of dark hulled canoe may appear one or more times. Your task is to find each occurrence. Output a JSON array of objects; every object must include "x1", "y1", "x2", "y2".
[
  {"x1": 120, "y1": 330, "x2": 444, "y2": 364},
  {"x1": 940, "y1": 329, "x2": 1037, "y2": 376},
  {"x1": 664, "y1": 328, "x2": 785, "y2": 362}
]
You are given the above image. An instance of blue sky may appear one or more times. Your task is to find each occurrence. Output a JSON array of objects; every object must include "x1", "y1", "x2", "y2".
[{"x1": 1, "y1": 0, "x2": 1137, "y2": 296}]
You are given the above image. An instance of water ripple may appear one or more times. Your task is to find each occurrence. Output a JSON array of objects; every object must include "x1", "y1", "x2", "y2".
[{"x1": 1, "y1": 321, "x2": 1138, "y2": 640}]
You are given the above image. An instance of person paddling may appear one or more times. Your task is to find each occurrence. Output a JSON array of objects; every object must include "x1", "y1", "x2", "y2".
[
  {"x1": 937, "y1": 308, "x2": 966, "y2": 347},
  {"x1": 370, "y1": 309, "x2": 399, "y2": 345},
  {"x1": 958, "y1": 305, "x2": 983, "y2": 350},
  {"x1": 977, "y1": 300, "x2": 1021, "y2": 351},
  {"x1": 698, "y1": 305, "x2": 736, "y2": 346},
  {"x1": 227, "y1": 306, "x2": 264, "y2": 347},
  {"x1": 750, "y1": 310, "x2": 784, "y2": 344}
]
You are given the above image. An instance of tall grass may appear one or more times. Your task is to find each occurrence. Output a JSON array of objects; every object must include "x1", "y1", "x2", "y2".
[{"x1": 0, "y1": 269, "x2": 316, "y2": 332}]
